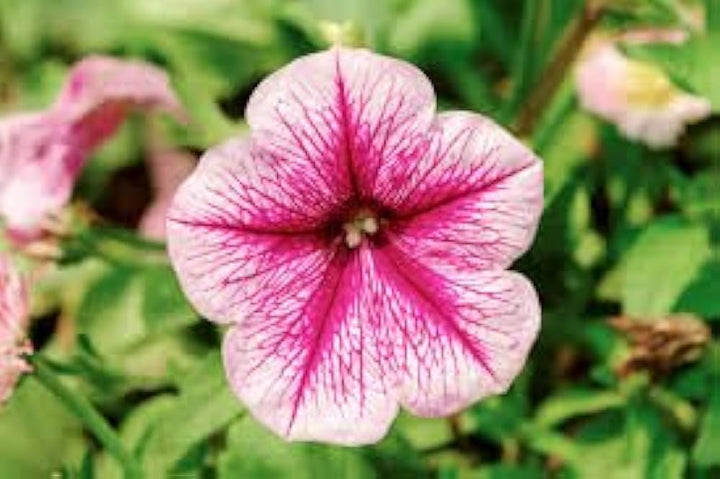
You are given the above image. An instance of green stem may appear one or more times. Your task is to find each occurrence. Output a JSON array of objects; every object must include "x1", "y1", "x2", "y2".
[
  {"x1": 504, "y1": 0, "x2": 544, "y2": 120},
  {"x1": 706, "y1": 0, "x2": 720, "y2": 31},
  {"x1": 70, "y1": 227, "x2": 168, "y2": 268},
  {"x1": 30, "y1": 355, "x2": 143, "y2": 479},
  {"x1": 531, "y1": 77, "x2": 577, "y2": 152},
  {"x1": 514, "y1": 0, "x2": 605, "y2": 135},
  {"x1": 444, "y1": 58, "x2": 499, "y2": 114},
  {"x1": 472, "y1": 0, "x2": 514, "y2": 66}
]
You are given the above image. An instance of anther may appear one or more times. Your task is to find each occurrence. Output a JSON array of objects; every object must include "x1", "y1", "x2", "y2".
[{"x1": 343, "y1": 214, "x2": 379, "y2": 248}]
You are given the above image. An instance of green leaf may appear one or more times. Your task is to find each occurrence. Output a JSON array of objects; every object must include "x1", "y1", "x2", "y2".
[
  {"x1": 218, "y1": 415, "x2": 374, "y2": 479},
  {"x1": 534, "y1": 388, "x2": 625, "y2": 427},
  {"x1": 363, "y1": 430, "x2": 427, "y2": 478},
  {"x1": 0, "y1": 0, "x2": 128, "y2": 59},
  {"x1": 124, "y1": 0, "x2": 276, "y2": 46},
  {"x1": 692, "y1": 348, "x2": 720, "y2": 466},
  {"x1": 675, "y1": 259, "x2": 720, "y2": 319},
  {"x1": 76, "y1": 267, "x2": 146, "y2": 353},
  {"x1": 674, "y1": 171, "x2": 720, "y2": 221},
  {"x1": 536, "y1": 96, "x2": 596, "y2": 210},
  {"x1": 604, "y1": 0, "x2": 698, "y2": 29},
  {"x1": 140, "y1": 352, "x2": 242, "y2": 476},
  {"x1": 469, "y1": 375, "x2": 530, "y2": 443},
  {"x1": 566, "y1": 405, "x2": 686, "y2": 478},
  {"x1": 519, "y1": 424, "x2": 583, "y2": 464},
  {"x1": 167, "y1": 69, "x2": 242, "y2": 148},
  {"x1": 468, "y1": 464, "x2": 545, "y2": 479},
  {"x1": 506, "y1": 0, "x2": 544, "y2": 114},
  {"x1": 394, "y1": 414, "x2": 453, "y2": 451},
  {"x1": 387, "y1": 0, "x2": 474, "y2": 57},
  {"x1": 16, "y1": 60, "x2": 67, "y2": 109},
  {"x1": 0, "y1": 378, "x2": 85, "y2": 477},
  {"x1": 94, "y1": 395, "x2": 177, "y2": 479},
  {"x1": 706, "y1": 0, "x2": 720, "y2": 31},
  {"x1": 621, "y1": 216, "x2": 711, "y2": 316},
  {"x1": 74, "y1": 264, "x2": 209, "y2": 393},
  {"x1": 468, "y1": 0, "x2": 513, "y2": 65},
  {"x1": 140, "y1": 265, "x2": 198, "y2": 334}
]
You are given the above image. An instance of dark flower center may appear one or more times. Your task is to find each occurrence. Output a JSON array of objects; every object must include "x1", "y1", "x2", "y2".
[
  {"x1": 322, "y1": 201, "x2": 396, "y2": 249},
  {"x1": 342, "y1": 209, "x2": 379, "y2": 248}
]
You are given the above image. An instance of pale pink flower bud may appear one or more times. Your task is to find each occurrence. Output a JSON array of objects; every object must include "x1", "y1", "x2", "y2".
[
  {"x1": 139, "y1": 149, "x2": 196, "y2": 240},
  {"x1": 576, "y1": 32, "x2": 711, "y2": 149},
  {"x1": 0, "y1": 255, "x2": 31, "y2": 404}
]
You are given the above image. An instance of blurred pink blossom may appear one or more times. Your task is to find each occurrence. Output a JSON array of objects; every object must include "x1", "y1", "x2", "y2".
[
  {"x1": 576, "y1": 30, "x2": 711, "y2": 149},
  {"x1": 167, "y1": 47, "x2": 543, "y2": 445},
  {"x1": 0, "y1": 255, "x2": 31, "y2": 404},
  {"x1": 139, "y1": 149, "x2": 196, "y2": 240},
  {"x1": 0, "y1": 56, "x2": 184, "y2": 242}
]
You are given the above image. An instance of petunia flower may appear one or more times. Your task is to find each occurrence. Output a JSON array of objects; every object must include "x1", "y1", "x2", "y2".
[
  {"x1": 138, "y1": 148, "x2": 196, "y2": 240},
  {"x1": 575, "y1": 31, "x2": 711, "y2": 149},
  {"x1": 0, "y1": 255, "x2": 31, "y2": 404},
  {"x1": 0, "y1": 56, "x2": 184, "y2": 242},
  {"x1": 167, "y1": 47, "x2": 543, "y2": 445}
]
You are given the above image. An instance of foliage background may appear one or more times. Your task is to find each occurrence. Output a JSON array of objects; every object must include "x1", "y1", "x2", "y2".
[{"x1": 0, "y1": 0, "x2": 718, "y2": 477}]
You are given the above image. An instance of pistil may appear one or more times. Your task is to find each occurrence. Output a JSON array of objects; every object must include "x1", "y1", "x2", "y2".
[{"x1": 343, "y1": 215, "x2": 379, "y2": 248}]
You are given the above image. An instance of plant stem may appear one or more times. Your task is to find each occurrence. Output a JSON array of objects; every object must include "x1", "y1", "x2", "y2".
[
  {"x1": 30, "y1": 355, "x2": 143, "y2": 479},
  {"x1": 72, "y1": 226, "x2": 169, "y2": 268},
  {"x1": 504, "y1": 0, "x2": 544, "y2": 121},
  {"x1": 514, "y1": 0, "x2": 605, "y2": 136},
  {"x1": 707, "y1": 0, "x2": 720, "y2": 31},
  {"x1": 472, "y1": 0, "x2": 514, "y2": 67}
]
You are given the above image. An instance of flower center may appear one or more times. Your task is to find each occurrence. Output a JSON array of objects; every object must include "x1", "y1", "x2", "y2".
[
  {"x1": 622, "y1": 60, "x2": 678, "y2": 108},
  {"x1": 342, "y1": 211, "x2": 379, "y2": 248}
]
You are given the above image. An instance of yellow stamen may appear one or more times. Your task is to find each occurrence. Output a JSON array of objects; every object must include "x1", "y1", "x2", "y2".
[{"x1": 623, "y1": 60, "x2": 679, "y2": 108}]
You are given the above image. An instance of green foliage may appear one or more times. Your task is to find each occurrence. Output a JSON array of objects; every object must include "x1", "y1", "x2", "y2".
[
  {"x1": 219, "y1": 417, "x2": 373, "y2": 478},
  {"x1": 0, "y1": 378, "x2": 85, "y2": 477},
  {"x1": 693, "y1": 380, "x2": 720, "y2": 466},
  {"x1": 137, "y1": 352, "x2": 243, "y2": 476},
  {"x1": 621, "y1": 216, "x2": 710, "y2": 316}
]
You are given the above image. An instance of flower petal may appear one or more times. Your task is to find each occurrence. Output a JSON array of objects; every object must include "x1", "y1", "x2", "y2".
[
  {"x1": 139, "y1": 149, "x2": 196, "y2": 240},
  {"x1": 167, "y1": 137, "x2": 348, "y2": 323},
  {"x1": 368, "y1": 243, "x2": 540, "y2": 415},
  {"x1": 0, "y1": 254, "x2": 31, "y2": 404},
  {"x1": 223, "y1": 247, "x2": 398, "y2": 444},
  {"x1": 0, "y1": 113, "x2": 77, "y2": 239},
  {"x1": 220, "y1": 239, "x2": 539, "y2": 443},
  {"x1": 382, "y1": 112, "x2": 543, "y2": 269},
  {"x1": 246, "y1": 47, "x2": 435, "y2": 199},
  {"x1": 55, "y1": 56, "x2": 185, "y2": 146}
]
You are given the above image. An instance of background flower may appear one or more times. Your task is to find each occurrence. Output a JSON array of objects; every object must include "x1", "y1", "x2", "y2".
[
  {"x1": 0, "y1": 255, "x2": 31, "y2": 404},
  {"x1": 139, "y1": 148, "x2": 197, "y2": 240},
  {"x1": 0, "y1": 56, "x2": 184, "y2": 242},
  {"x1": 575, "y1": 31, "x2": 711, "y2": 149}
]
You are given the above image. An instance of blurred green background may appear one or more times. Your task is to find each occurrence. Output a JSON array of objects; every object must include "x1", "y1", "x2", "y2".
[{"x1": 0, "y1": 0, "x2": 718, "y2": 477}]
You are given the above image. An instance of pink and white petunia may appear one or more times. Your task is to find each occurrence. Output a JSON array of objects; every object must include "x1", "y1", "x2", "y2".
[
  {"x1": 575, "y1": 31, "x2": 711, "y2": 149},
  {"x1": 167, "y1": 47, "x2": 543, "y2": 445},
  {"x1": 0, "y1": 56, "x2": 184, "y2": 242},
  {"x1": 139, "y1": 148, "x2": 196, "y2": 240},
  {"x1": 0, "y1": 255, "x2": 31, "y2": 404}
]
